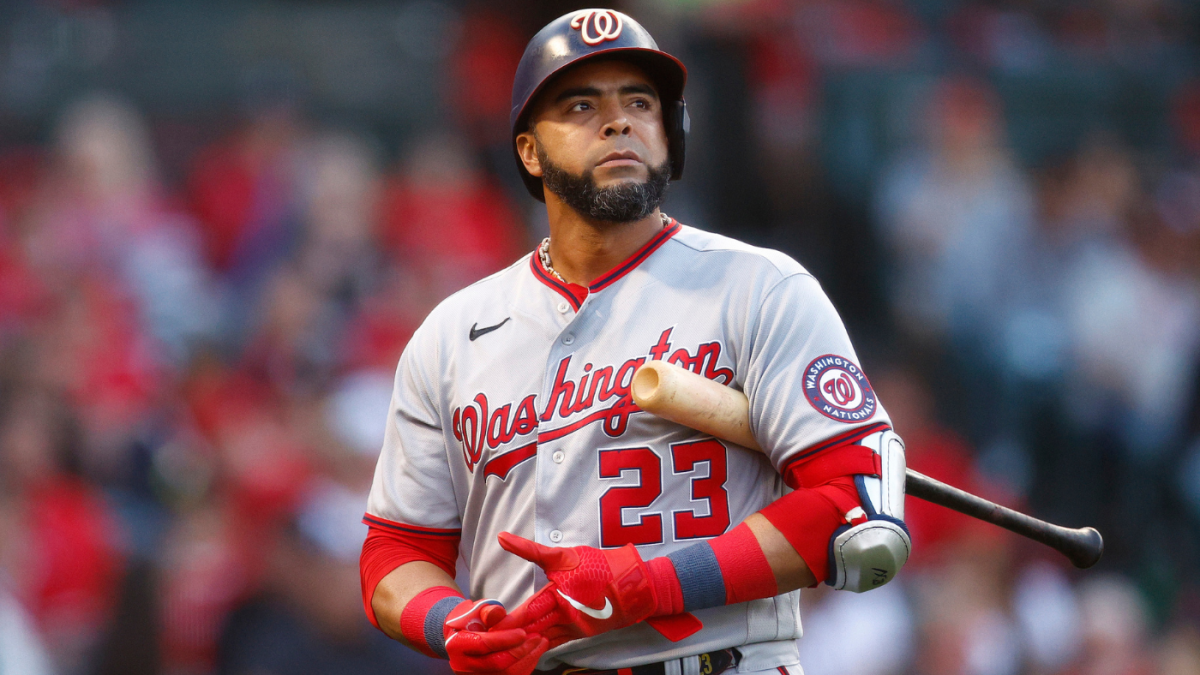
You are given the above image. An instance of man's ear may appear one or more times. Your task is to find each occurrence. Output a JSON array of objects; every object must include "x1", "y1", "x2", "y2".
[{"x1": 515, "y1": 131, "x2": 543, "y2": 178}]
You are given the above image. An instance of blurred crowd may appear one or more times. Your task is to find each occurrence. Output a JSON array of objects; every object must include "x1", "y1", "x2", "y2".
[{"x1": 0, "y1": 1, "x2": 1198, "y2": 675}]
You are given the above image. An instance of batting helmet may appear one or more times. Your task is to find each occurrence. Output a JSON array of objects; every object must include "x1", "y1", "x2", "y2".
[{"x1": 510, "y1": 9, "x2": 689, "y2": 201}]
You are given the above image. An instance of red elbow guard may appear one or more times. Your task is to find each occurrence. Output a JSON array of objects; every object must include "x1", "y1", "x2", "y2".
[
  {"x1": 761, "y1": 426, "x2": 889, "y2": 584},
  {"x1": 779, "y1": 423, "x2": 889, "y2": 489}
]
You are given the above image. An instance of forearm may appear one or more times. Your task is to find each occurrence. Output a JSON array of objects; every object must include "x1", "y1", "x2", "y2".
[
  {"x1": 372, "y1": 560, "x2": 462, "y2": 645},
  {"x1": 647, "y1": 429, "x2": 910, "y2": 615},
  {"x1": 743, "y1": 513, "x2": 815, "y2": 592},
  {"x1": 644, "y1": 505, "x2": 821, "y2": 618}
]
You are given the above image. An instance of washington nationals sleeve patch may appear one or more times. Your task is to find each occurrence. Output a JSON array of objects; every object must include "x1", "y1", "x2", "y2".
[{"x1": 803, "y1": 355, "x2": 877, "y2": 423}]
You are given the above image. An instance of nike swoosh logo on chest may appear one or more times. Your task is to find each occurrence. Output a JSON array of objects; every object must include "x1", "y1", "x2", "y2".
[{"x1": 469, "y1": 317, "x2": 511, "y2": 341}]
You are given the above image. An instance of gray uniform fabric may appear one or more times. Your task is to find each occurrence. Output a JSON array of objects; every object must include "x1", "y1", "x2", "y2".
[{"x1": 366, "y1": 223, "x2": 893, "y2": 670}]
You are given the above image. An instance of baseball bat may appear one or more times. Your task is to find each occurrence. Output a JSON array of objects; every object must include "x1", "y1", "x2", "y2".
[{"x1": 630, "y1": 360, "x2": 1104, "y2": 569}]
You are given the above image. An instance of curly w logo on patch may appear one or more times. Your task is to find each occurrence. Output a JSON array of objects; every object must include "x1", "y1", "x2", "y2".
[{"x1": 804, "y1": 355, "x2": 877, "y2": 423}]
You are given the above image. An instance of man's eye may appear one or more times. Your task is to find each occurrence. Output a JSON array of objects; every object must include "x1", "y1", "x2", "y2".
[
  {"x1": 570, "y1": 101, "x2": 593, "y2": 112},
  {"x1": 631, "y1": 99, "x2": 652, "y2": 109}
]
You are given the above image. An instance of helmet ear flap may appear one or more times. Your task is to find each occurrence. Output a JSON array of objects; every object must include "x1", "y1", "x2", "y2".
[{"x1": 667, "y1": 99, "x2": 689, "y2": 181}]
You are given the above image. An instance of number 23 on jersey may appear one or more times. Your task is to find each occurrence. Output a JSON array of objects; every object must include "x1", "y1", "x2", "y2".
[{"x1": 599, "y1": 438, "x2": 730, "y2": 547}]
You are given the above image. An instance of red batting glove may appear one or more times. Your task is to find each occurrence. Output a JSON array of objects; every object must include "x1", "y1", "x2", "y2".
[
  {"x1": 444, "y1": 599, "x2": 550, "y2": 675},
  {"x1": 493, "y1": 532, "x2": 671, "y2": 648}
]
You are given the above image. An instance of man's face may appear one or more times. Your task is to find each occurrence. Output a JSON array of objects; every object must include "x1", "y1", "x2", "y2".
[{"x1": 516, "y1": 59, "x2": 672, "y2": 221}]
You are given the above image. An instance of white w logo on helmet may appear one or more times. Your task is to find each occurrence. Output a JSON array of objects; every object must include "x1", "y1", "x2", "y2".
[{"x1": 570, "y1": 9, "x2": 624, "y2": 46}]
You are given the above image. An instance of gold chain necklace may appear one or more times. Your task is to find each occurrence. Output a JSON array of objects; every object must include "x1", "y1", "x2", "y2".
[
  {"x1": 539, "y1": 213, "x2": 670, "y2": 284},
  {"x1": 538, "y1": 237, "x2": 567, "y2": 283}
]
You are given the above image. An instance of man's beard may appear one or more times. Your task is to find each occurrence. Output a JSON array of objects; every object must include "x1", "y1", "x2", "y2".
[{"x1": 537, "y1": 143, "x2": 671, "y2": 223}]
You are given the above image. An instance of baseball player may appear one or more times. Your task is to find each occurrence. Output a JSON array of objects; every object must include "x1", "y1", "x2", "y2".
[{"x1": 360, "y1": 9, "x2": 910, "y2": 675}]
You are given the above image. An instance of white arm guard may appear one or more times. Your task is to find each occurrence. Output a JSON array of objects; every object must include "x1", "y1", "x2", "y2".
[{"x1": 827, "y1": 429, "x2": 911, "y2": 592}]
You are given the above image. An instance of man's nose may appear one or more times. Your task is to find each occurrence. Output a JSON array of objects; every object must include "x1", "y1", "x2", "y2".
[{"x1": 600, "y1": 102, "x2": 632, "y2": 137}]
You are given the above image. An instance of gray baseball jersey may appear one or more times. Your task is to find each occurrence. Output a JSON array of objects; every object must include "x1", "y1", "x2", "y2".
[{"x1": 365, "y1": 221, "x2": 892, "y2": 671}]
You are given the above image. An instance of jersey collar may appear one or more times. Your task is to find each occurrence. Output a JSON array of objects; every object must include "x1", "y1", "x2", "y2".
[{"x1": 529, "y1": 218, "x2": 681, "y2": 311}]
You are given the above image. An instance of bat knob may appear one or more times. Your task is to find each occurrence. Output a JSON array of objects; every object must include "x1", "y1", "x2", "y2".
[
  {"x1": 631, "y1": 362, "x2": 664, "y2": 405},
  {"x1": 1067, "y1": 527, "x2": 1104, "y2": 569}
]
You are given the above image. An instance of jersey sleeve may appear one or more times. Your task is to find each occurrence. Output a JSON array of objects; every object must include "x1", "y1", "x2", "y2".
[
  {"x1": 741, "y1": 273, "x2": 891, "y2": 472},
  {"x1": 365, "y1": 322, "x2": 462, "y2": 531}
]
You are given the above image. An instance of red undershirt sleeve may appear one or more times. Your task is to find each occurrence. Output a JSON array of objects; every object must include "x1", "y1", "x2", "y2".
[{"x1": 359, "y1": 515, "x2": 462, "y2": 630}]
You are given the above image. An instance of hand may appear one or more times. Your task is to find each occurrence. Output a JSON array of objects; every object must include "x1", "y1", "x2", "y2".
[
  {"x1": 491, "y1": 532, "x2": 657, "y2": 647},
  {"x1": 444, "y1": 599, "x2": 550, "y2": 675}
]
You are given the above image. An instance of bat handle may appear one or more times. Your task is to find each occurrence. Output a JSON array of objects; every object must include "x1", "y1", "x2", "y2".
[{"x1": 905, "y1": 469, "x2": 1104, "y2": 569}]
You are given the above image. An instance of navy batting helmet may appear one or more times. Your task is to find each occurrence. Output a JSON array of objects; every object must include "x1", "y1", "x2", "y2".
[{"x1": 510, "y1": 9, "x2": 689, "y2": 201}]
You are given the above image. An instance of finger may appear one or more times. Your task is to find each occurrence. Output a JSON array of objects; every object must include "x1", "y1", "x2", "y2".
[
  {"x1": 480, "y1": 603, "x2": 507, "y2": 629},
  {"x1": 445, "y1": 599, "x2": 504, "y2": 631},
  {"x1": 515, "y1": 609, "x2": 566, "y2": 638},
  {"x1": 500, "y1": 636, "x2": 550, "y2": 675},
  {"x1": 497, "y1": 533, "x2": 583, "y2": 572},
  {"x1": 492, "y1": 585, "x2": 559, "y2": 632},
  {"x1": 496, "y1": 532, "x2": 554, "y2": 565},
  {"x1": 540, "y1": 624, "x2": 582, "y2": 646},
  {"x1": 463, "y1": 635, "x2": 546, "y2": 675},
  {"x1": 448, "y1": 628, "x2": 528, "y2": 656},
  {"x1": 491, "y1": 585, "x2": 552, "y2": 630},
  {"x1": 475, "y1": 628, "x2": 530, "y2": 654},
  {"x1": 490, "y1": 603, "x2": 523, "y2": 632},
  {"x1": 500, "y1": 634, "x2": 544, "y2": 664}
]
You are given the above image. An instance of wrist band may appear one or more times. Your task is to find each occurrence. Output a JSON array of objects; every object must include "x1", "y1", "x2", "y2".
[
  {"x1": 666, "y1": 541, "x2": 726, "y2": 612},
  {"x1": 647, "y1": 556, "x2": 685, "y2": 616},
  {"x1": 399, "y1": 586, "x2": 465, "y2": 659},
  {"x1": 652, "y1": 523, "x2": 778, "y2": 614}
]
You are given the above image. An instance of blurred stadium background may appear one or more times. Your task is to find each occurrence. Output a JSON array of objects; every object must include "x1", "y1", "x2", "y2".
[{"x1": 1, "y1": 1, "x2": 1199, "y2": 674}]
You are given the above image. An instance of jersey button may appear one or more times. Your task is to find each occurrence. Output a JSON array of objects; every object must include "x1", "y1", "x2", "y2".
[
  {"x1": 563, "y1": 334, "x2": 575, "y2": 345},
  {"x1": 557, "y1": 302, "x2": 569, "y2": 313},
  {"x1": 552, "y1": 450, "x2": 565, "y2": 463},
  {"x1": 549, "y1": 530, "x2": 563, "y2": 543}
]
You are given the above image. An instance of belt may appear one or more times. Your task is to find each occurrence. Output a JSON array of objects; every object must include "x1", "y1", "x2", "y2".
[{"x1": 536, "y1": 649, "x2": 737, "y2": 675}]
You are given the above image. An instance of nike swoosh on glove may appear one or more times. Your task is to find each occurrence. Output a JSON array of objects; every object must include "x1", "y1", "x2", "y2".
[
  {"x1": 493, "y1": 532, "x2": 697, "y2": 648},
  {"x1": 444, "y1": 598, "x2": 550, "y2": 674}
]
